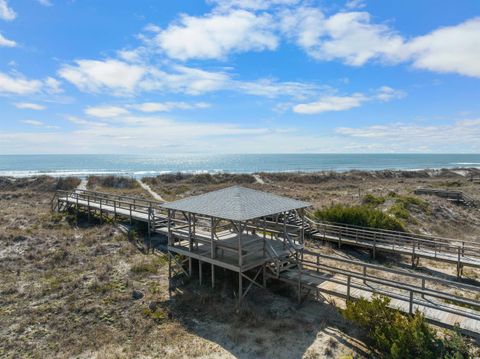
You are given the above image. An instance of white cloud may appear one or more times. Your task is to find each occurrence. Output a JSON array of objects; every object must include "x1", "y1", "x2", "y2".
[
  {"x1": 293, "y1": 93, "x2": 366, "y2": 114},
  {"x1": 208, "y1": 0, "x2": 300, "y2": 11},
  {"x1": 57, "y1": 57, "x2": 320, "y2": 99},
  {"x1": 374, "y1": 86, "x2": 405, "y2": 102},
  {"x1": 44, "y1": 77, "x2": 63, "y2": 94},
  {"x1": 406, "y1": 18, "x2": 480, "y2": 78},
  {"x1": 283, "y1": 9, "x2": 404, "y2": 66},
  {"x1": 0, "y1": 72, "x2": 42, "y2": 95},
  {"x1": 156, "y1": 10, "x2": 278, "y2": 60},
  {"x1": 232, "y1": 78, "x2": 319, "y2": 98},
  {"x1": 37, "y1": 0, "x2": 52, "y2": 6},
  {"x1": 281, "y1": 8, "x2": 480, "y2": 78},
  {"x1": 0, "y1": 72, "x2": 62, "y2": 95},
  {"x1": 143, "y1": 23, "x2": 161, "y2": 33},
  {"x1": 58, "y1": 59, "x2": 147, "y2": 95},
  {"x1": 155, "y1": 65, "x2": 231, "y2": 94},
  {"x1": 345, "y1": 0, "x2": 366, "y2": 10},
  {"x1": 280, "y1": 7, "x2": 325, "y2": 49},
  {"x1": 84, "y1": 105, "x2": 129, "y2": 118},
  {"x1": 0, "y1": 33, "x2": 16, "y2": 47},
  {"x1": 14, "y1": 102, "x2": 46, "y2": 110},
  {"x1": 129, "y1": 102, "x2": 210, "y2": 112},
  {"x1": 21, "y1": 119, "x2": 44, "y2": 126},
  {"x1": 335, "y1": 119, "x2": 480, "y2": 152},
  {"x1": 0, "y1": 0, "x2": 16, "y2": 21},
  {"x1": 20, "y1": 119, "x2": 58, "y2": 129},
  {"x1": 293, "y1": 87, "x2": 404, "y2": 114}
]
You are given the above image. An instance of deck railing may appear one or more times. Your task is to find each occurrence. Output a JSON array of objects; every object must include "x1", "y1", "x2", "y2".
[
  {"x1": 299, "y1": 249, "x2": 480, "y2": 320},
  {"x1": 302, "y1": 213, "x2": 480, "y2": 272}
]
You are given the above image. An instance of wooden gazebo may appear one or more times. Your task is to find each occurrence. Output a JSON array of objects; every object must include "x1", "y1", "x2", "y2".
[{"x1": 161, "y1": 186, "x2": 310, "y2": 303}]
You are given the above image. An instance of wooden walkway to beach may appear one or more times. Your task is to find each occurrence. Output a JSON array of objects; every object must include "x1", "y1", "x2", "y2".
[
  {"x1": 53, "y1": 189, "x2": 480, "y2": 275},
  {"x1": 302, "y1": 216, "x2": 480, "y2": 277},
  {"x1": 53, "y1": 189, "x2": 480, "y2": 335},
  {"x1": 273, "y1": 250, "x2": 480, "y2": 337}
]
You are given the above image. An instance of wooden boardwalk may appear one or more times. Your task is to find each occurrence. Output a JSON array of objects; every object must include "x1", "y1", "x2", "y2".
[
  {"x1": 54, "y1": 189, "x2": 480, "y2": 273},
  {"x1": 301, "y1": 216, "x2": 480, "y2": 277},
  {"x1": 272, "y1": 250, "x2": 480, "y2": 337},
  {"x1": 53, "y1": 189, "x2": 480, "y2": 335}
]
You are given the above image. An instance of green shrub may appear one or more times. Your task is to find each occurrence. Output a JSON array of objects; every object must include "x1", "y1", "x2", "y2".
[
  {"x1": 363, "y1": 194, "x2": 386, "y2": 206},
  {"x1": 130, "y1": 256, "x2": 167, "y2": 275},
  {"x1": 55, "y1": 176, "x2": 81, "y2": 191},
  {"x1": 314, "y1": 204, "x2": 405, "y2": 231},
  {"x1": 386, "y1": 194, "x2": 429, "y2": 223},
  {"x1": 130, "y1": 261, "x2": 158, "y2": 274},
  {"x1": 342, "y1": 295, "x2": 472, "y2": 359},
  {"x1": 88, "y1": 175, "x2": 138, "y2": 189}
]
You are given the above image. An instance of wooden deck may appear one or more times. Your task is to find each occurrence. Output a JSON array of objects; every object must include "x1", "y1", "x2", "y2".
[
  {"x1": 169, "y1": 234, "x2": 289, "y2": 272},
  {"x1": 271, "y1": 250, "x2": 480, "y2": 337},
  {"x1": 53, "y1": 189, "x2": 480, "y2": 335},
  {"x1": 313, "y1": 231, "x2": 480, "y2": 268},
  {"x1": 277, "y1": 269, "x2": 480, "y2": 337},
  {"x1": 55, "y1": 189, "x2": 480, "y2": 272}
]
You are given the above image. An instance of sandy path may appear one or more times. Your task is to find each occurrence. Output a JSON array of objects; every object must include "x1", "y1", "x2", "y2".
[
  {"x1": 136, "y1": 179, "x2": 166, "y2": 202},
  {"x1": 253, "y1": 174, "x2": 265, "y2": 184},
  {"x1": 76, "y1": 178, "x2": 88, "y2": 190}
]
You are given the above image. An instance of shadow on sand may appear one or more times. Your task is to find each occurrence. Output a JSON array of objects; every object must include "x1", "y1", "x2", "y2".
[{"x1": 160, "y1": 268, "x2": 370, "y2": 359}]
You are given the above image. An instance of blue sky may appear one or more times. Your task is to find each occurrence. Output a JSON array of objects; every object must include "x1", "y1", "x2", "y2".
[{"x1": 0, "y1": 0, "x2": 479, "y2": 154}]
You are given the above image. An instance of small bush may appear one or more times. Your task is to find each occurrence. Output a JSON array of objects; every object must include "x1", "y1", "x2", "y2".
[
  {"x1": 314, "y1": 204, "x2": 405, "y2": 231},
  {"x1": 88, "y1": 176, "x2": 138, "y2": 189},
  {"x1": 363, "y1": 194, "x2": 386, "y2": 206},
  {"x1": 143, "y1": 307, "x2": 167, "y2": 322},
  {"x1": 130, "y1": 261, "x2": 158, "y2": 274},
  {"x1": 55, "y1": 177, "x2": 81, "y2": 191},
  {"x1": 387, "y1": 194, "x2": 429, "y2": 222},
  {"x1": 130, "y1": 256, "x2": 167, "y2": 275},
  {"x1": 342, "y1": 295, "x2": 472, "y2": 359}
]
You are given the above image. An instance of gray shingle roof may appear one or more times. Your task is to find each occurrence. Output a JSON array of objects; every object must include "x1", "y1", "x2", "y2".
[{"x1": 161, "y1": 186, "x2": 310, "y2": 221}]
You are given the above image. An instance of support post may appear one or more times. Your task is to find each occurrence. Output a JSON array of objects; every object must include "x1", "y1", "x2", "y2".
[
  {"x1": 211, "y1": 264, "x2": 215, "y2": 289},
  {"x1": 347, "y1": 275, "x2": 351, "y2": 300},
  {"x1": 167, "y1": 209, "x2": 172, "y2": 246},
  {"x1": 188, "y1": 213, "x2": 192, "y2": 276},
  {"x1": 87, "y1": 196, "x2": 91, "y2": 222},
  {"x1": 199, "y1": 260, "x2": 202, "y2": 285},
  {"x1": 262, "y1": 264, "x2": 266, "y2": 288},
  {"x1": 409, "y1": 291, "x2": 414, "y2": 315},
  {"x1": 300, "y1": 208, "x2": 305, "y2": 244},
  {"x1": 457, "y1": 247, "x2": 461, "y2": 278},
  {"x1": 238, "y1": 271, "x2": 242, "y2": 304},
  {"x1": 168, "y1": 252, "x2": 172, "y2": 300}
]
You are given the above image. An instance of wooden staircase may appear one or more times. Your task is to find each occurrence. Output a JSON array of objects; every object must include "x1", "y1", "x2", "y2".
[{"x1": 265, "y1": 232, "x2": 304, "y2": 278}]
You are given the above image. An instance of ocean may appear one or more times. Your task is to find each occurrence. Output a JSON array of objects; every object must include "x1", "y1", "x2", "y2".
[{"x1": 0, "y1": 154, "x2": 479, "y2": 178}]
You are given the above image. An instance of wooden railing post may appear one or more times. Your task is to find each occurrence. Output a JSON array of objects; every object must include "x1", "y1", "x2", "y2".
[
  {"x1": 409, "y1": 290, "x2": 414, "y2": 315},
  {"x1": 346, "y1": 275, "x2": 351, "y2": 300},
  {"x1": 457, "y1": 247, "x2": 461, "y2": 278}
]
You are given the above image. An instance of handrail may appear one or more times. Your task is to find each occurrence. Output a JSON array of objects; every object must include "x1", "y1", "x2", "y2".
[
  {"x1": 73, "y1": 189, "x2": 164, "y2": 208},
  {"x1": 285, "y1": 231, "x2": 304, "y2": 251},
  {"x1": 302, "y1": 212, "x2": 480, "y2": 258},
  {"x1": 297, "y1": 250, "x2": 480, "y2": 317},
  {"x1": 304, "y1": 210, "x2": 480, "y2": 248},
  {"x1": 302, "y1": 249, "x2": 480, "y2": 294}
]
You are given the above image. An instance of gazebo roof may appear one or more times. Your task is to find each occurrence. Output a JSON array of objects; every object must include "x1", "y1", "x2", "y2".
[{"x1": 161, "y1": 185, "x2": 310, "y2": 221}]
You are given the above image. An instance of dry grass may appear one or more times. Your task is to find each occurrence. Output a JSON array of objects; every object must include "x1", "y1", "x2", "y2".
[
  {"x1": 1, "y1": 171, "x2": 479, "y2": 358},
  {"x1": 0, "y1": 179, "x2": 369, "y2": 358}
]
